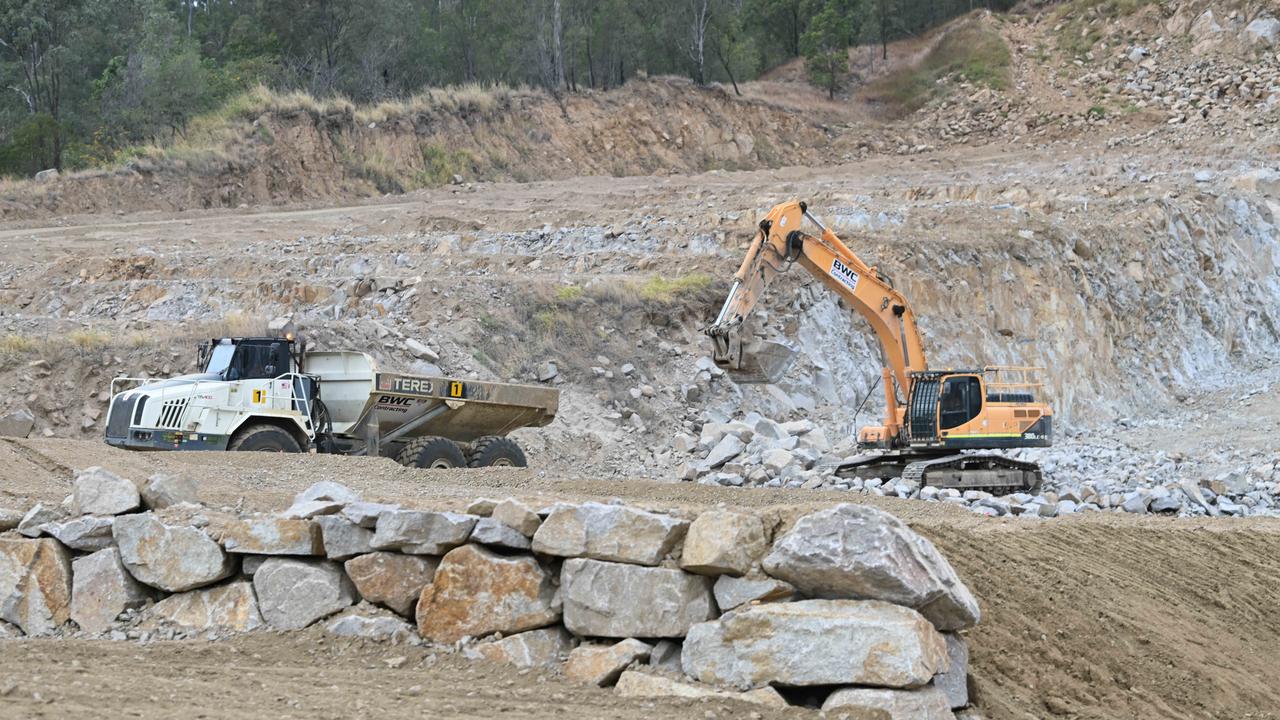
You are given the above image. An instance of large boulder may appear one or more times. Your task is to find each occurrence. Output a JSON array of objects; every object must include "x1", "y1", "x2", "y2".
[
  {"x1": 821, "y1": 685, "x2": 954, "y2": 718},
  {"x1": 113, "y1": 514, "x2": 234, "y2": 592},
  {"x1": 560, "y1": 558, "x2": 715, "y2": 638},
  {"x1": 314, "y1": 516, "x2": 375, "y2": 560},
  {"x1": 140, "y1": 474, "x2": 199, "y2": 510},
  {"x1": 344, "y1": 552, "x2": 439, "y2": 617},
  {"x1": 682, "y1": 599, "x2": 947, "y2": 690},
  {"x1": 324, "y1": 603, "x2": 416, "y2": 643},
  {"x1": 17, "y1": 503, "x2": 64, "y2": 537},
  {"x1": 712, "y1": 575, "x2": 795, "y2": 611},
  {"x1": 935, "y1": 633, "x2": 970, "y2": 709},
  {"x1": 762, "y1": 504, "x2": 980, "y2": 630},
  {"x1": 679, "y1": 510, "x2": 766, "y2": 576},
  {"x1": 293, "y1": 481, "x2": 360, "y2": 505},
  {"x1": 465, "y1": 626, "x2": 576, "y2": 668},
  {"x1": 372, "y1": 510, "x2": 477, "y2": 554},
  {"x1": 71, "y1": 467, "x2": 141, "y2": 516},
  {"x1": 40, "y1": 515, "x2": 115, "y2": 552},
  {"x1": 564, "y1": 638, "x2": 652, "y2": 686},
  {"x1": 614, "y1": 671, "x2": 788, "y2": 707},
  {"x1": 0, "y1": 408, "x2": 34, "y2": 438},
  {"x1": 470, "y1": 517, "x2": 532, "y2": 551},
  {"x1": 0, "y1": 537, "x2": 72, "y2": 636},
  {"x1": 221, "y1": 516, "x2": 323, "y2": 555},
  {"x1": 1245, "y1": 17, "x2": 1280, "y2": 46},
  {"x1": 491, "y1": 499, "x2": 542, "y2": 537},
  {"x1": 532, "y1": 503, "x2": 687, "y2": 566},
  {"x1": 341, "y1": 502, "x2": 400, "y2": 528},
  {"x1": 253, "y1": 558, "x2": 356, "y2": 630},
  {"x1": 0, "y1": 508, "x2": 21, "y2": 532},
  {"x1": 416, "y1": 544, "x2": 559, "y2": 643},
  {"x1": 143, "y1": 580, "x2": 263, "y2": 632},
  {"x1": 70, "y1": 547, "x2": 150, "y2": 634}
]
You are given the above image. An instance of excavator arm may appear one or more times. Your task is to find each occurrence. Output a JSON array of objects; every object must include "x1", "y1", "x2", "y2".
[{"x1": 706, "y1": 201, "x2": 928, "y2": 438}]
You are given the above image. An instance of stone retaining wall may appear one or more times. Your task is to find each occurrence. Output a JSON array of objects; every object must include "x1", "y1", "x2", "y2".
[{"x1": 0, "y1": 467, "x2": 983, "y2": 718}]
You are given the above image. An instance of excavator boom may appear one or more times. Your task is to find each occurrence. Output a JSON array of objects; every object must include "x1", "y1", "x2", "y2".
[{"x1": 705, "y1": 201, "x2": 1053, "y2": 494}]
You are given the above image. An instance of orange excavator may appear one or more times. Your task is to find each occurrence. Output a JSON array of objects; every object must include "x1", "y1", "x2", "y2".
[{"x1": 706, "y1": 201, "x2": 1052, "y2": 492}]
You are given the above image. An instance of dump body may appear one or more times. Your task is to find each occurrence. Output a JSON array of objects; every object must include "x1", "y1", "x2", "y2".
[{"x1": 353, "y1": 373, "x2": 558, "y2": 443}]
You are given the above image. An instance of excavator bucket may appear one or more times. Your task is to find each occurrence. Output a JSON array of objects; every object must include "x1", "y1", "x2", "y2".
[{"x1": 719, "y1": 339, "x2": 797, "y2": 384}]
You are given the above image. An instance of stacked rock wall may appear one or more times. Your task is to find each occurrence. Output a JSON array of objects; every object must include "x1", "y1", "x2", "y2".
[{"x1": 0, "y1": 467, "x2": 983, "y2": 717}]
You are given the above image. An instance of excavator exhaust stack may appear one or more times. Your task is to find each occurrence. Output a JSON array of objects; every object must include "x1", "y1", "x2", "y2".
[{"x1": 716, "y1": 339, "x2": 797, "y2": 384}]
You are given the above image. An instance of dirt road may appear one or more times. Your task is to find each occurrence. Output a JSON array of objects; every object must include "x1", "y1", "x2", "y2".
[{"x1": 2, "y1": 438, "x2": 1278, "y2": 720}]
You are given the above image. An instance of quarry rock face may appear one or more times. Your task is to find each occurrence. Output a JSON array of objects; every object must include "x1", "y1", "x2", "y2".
[
  {"x1": 144, "y1": 580, "x2": 264, "y2": 632},
  {"x1": 532, "y1": 502, "x2": 687, "y2": 566},
  {"x1": 682, "y1": 600, "x2": 947, "y2": 690},
  {"x1": 253, "y1": 558, "x2": 356, "y2": 630},
  {"x1": 344, "y1": 552, "x2": 439, "y2": 617},
  {"x1": 113, "y1": 514, "x2": 234, "y2": 592},
  {"x1": 415, "y1": 544, "x2": 559, "y2": 643},
  {"x1": 763, "y1": 504, "x2": 981, "y2": 630},
  {"x1": 560, "y1": 558, "x2": 715, "y2": 638},
  {"x1": 464, "y1": 626, "x2": 576, "y2": 668},
  {"x1": 70, "y1": 547, "x2": 150, "y2": 634},
  {"x1": 0, "y1": 537, "x2": 73, "y2": 636}
]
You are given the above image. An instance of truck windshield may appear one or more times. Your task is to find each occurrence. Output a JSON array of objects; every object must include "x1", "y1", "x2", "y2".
[{"x1": 205, "y1": 342, "x2": 236, "y2": 375}]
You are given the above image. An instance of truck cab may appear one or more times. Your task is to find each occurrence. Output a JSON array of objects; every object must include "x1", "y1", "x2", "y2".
[{"x1": 105, "y1": 336, "x2": 321, "y2": 452}]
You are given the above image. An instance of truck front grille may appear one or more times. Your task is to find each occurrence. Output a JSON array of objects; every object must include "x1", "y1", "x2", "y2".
[
  {"x1": 157, "y1": 398, "x2": 190, "y2": 429},
  {"x1": 106, "y1": 395, "x2": 139, "y2": 439}
]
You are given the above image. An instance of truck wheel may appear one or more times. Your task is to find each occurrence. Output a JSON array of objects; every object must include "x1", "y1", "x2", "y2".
[
  {"x1": 228, "y1": 424, "x2": 302, "y2": 453},
  {"x1": 468, "y1": 436, "x2": 527, "y2": 468},
  {"x1": 397, "y1": 436, "x2": 467, "y2": 469}
]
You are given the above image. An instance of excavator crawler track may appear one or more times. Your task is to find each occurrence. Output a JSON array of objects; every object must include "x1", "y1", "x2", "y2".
[{"x1": 838, "y1": 451, "x2": 1042, "y2": 495}]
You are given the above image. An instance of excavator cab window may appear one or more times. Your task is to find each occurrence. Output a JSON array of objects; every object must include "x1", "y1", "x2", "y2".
[{"x1": 939, "y1": 375, "x2": 983, "y2": 429}]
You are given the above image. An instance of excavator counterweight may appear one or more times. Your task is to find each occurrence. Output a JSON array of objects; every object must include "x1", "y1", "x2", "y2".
[{"x1": 705, "y1": 201, "x2": 1053, "y2": 494}]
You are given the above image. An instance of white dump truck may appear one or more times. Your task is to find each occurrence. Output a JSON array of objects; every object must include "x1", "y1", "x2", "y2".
[{"x1": 104, "y1": 335, "x2": 559, "y2": 468}]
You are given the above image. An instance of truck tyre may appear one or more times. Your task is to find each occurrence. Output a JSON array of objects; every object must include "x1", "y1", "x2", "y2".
[
  {"x1": 228, "y1": 424, "x2": 302, "y2": 453},
  {"x1": 467, "y1": 436, "x2": 527, "y2": 468},
  {"x1": 397, "y1": 436, "x2": 467, "y2": 469}
]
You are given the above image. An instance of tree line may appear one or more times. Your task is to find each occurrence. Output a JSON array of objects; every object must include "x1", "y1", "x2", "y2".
[{"x1": 0, "y1": 0, "x2": 1017, "y2": 177}]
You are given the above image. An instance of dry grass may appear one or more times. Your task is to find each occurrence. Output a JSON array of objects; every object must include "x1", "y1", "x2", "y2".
[
  {"x1": 0, "y1": 334, "x2": 36, "y2": 355},
  {"x1": 68, "y1": 329, "x2": 111, "y2": 351},
  {"x1": 863, "y1": 16, "x2": 1011, "y2": 116}
]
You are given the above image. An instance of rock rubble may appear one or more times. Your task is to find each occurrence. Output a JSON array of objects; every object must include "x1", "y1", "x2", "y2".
[{"x1": 1, "y1": 472, "x2": 984, "y2": 717}]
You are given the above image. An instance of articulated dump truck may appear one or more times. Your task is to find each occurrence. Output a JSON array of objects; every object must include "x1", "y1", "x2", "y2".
[{"x1": 104, "y1": 334, "x2": 558, "y2": 469}]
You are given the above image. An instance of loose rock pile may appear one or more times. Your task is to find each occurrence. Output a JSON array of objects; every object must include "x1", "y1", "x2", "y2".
[
  {"x1": 0, "y1": 467, "x2": 984, "y2": 717},
  {"x1": 682, "y1": 412, "x2": 1280, "y2": 519}
]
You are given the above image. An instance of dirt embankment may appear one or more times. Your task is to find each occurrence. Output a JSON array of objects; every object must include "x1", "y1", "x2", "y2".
[
  {"x1": 0, "y1": 77, "x2": 856, "y2": 222},
  {"x1": 2, "y1": 438, "x2": 1279, "y2": 720}
]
